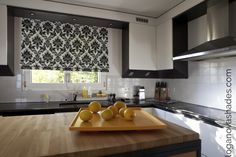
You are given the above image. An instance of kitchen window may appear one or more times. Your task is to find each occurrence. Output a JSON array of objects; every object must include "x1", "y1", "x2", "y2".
[
  {"x1": 24, "y1": 70, "x2": 106, "y2": 91},
  {"x1": 20, "y1": 18, "x2": 109, "y2": 91}
]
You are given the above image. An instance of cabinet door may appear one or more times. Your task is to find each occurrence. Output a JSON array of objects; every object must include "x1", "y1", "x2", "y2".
[
  {"x1": 156, "y1": 19, "x2": 173, "y2": 70},
  {"x1": 165, "y1": 111, "x2": 236, "y2": 157},
  {"x1": 165, "y1": 111, "x2": 188, "y2": 128},
  {"x1": 200, "y1": 122, "x2": 236, "y2": 157},
  {"x1": 152, "y1": 108, "x2": 166, "y2": 119},
  {"x1": 129, "y1": 23, "x2": 156, "y2": 70},
  {"x1": 0, "y1": 5, "x2": 7, "y2": 66}
]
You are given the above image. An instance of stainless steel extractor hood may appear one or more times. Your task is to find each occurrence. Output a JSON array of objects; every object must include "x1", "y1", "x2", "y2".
[{"x1": 173, "y1": 0, "x2": 236, "y2": 61}]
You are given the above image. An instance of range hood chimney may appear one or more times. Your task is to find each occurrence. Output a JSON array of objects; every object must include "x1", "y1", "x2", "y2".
[{"x1": 173, "y1": 0, "x2": 236, "y2": 61}]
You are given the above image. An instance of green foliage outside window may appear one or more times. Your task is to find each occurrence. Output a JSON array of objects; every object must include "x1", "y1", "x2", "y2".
[
  {"x1": 32, "y1": 70, "x2": 64, "y2": 83},
  {"x1": 70, "y1": 71, "x2": 98, "y2": 83},
  {"x1": 31, "y1": 70, "x2": 98, "y2": 84}
]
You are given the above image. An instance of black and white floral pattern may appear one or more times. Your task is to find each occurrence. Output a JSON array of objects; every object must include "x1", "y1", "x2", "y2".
[{"x1": 21, "y1": 18, "x2": 109, "y2": 72}]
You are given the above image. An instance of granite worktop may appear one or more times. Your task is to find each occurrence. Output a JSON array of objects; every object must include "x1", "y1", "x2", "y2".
[{"x1": 0, "y1": 98, "x2": 235, "y2": 129}]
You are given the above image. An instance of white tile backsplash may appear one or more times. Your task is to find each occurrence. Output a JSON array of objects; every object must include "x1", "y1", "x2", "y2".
[
  {"x1": 165, "y1": 56, "x2": 236, "y2": 112},
  {"x1": 106, "y1": 75, "x2": 157, "y2": 98}
]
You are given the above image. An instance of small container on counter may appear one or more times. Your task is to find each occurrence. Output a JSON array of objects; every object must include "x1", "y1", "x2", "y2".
[{"x1": 133, "y1": 86, "x2": 145, "y2": 100}]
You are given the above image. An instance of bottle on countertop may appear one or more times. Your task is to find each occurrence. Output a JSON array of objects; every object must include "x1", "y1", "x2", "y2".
[{"x1": 82, "y1": 81, "x2": 88, "y2": 98}]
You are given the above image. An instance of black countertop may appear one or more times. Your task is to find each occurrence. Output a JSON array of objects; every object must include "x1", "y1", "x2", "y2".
[
  {"x1": 0, "y1": 99, "x2": 235, "y2": 129},
  {"x1": 0, "y1": 99, "x2": 152, "y2": 113}
]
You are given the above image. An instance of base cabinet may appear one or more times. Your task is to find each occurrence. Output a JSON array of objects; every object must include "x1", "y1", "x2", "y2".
[
  {"x1": 152, "y1": 108, "x2": 166, "y2": 119},
  {"x1": 110, "y1": 140, "x2": 201, "y2": 157},
  {"x1": 152, "y1": 108, "x2": 236, "y2": 157},
  {"x1": 170, "y1": 151, "x2": 196, "y2": 157}
]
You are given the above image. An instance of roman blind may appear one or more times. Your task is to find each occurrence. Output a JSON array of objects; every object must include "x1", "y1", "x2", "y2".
[{"x1": 20, "y1": 18, "x2": 109, "y2": 72}]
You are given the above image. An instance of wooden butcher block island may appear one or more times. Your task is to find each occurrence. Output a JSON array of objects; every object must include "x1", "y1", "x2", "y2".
[{"x1": 0, "y1": 112, "x2": 201, "y2": 157}]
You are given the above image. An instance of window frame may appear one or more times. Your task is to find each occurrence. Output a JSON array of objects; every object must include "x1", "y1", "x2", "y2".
[{"x1": 23, "y1": 70, "x2": 107, "y2": 91}]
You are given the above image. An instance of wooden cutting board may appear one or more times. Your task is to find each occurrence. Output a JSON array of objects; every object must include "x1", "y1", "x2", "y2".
[{"x1": 69, "y1": 107, "x2": 167, "y2": 131}]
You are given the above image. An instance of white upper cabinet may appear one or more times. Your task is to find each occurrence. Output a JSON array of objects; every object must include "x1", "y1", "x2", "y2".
[
  {"x1": 0, "y1": 4, "x2": 14, "y2": 76},
  {"x1": 129, "y1": 23, "x2": 157, "y2": 70},
  {"x1": 156, "y1": 19, "x2": 173, "y2": 70},
  {"x1": 0, "y1": 4, "x2": 7, "y2": 66},
  {"x1": 129, "y1": 21, "x2": 173, "y2": 71}
]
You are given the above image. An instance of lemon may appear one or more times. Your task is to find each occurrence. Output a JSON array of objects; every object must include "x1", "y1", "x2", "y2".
[
  {"x1": 79, "y1": 110, "x2": 93, "y2": 122},
  {"x1": 101, "y1": 109, "x2": 113, "y2": 121},
  {"x1": 114, "y1": 101, "x2": 127, "y2": 111},
  {"x1": 88, "y1": 101, "x2": 102, "y2": 113},
  {"x1": 108, "y1": 105, "x2": 118, "y2": 117},
  {"x1": 119, "y1": 107, "x2": 127, "y2": 117},
  {"x1": 124, "y1": 108, "x2": 136, "y2": 121}
]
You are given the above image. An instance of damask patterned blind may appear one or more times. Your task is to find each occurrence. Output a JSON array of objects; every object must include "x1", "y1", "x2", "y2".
[{"x1": 20, "y1": 18, "x2": 109, "y2": 72}]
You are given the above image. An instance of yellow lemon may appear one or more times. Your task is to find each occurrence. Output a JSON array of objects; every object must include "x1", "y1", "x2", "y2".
[
  {"x1": 124, "y1": 108, "x2": 136, "y2": 121},
  {"x1": 101, "y1": 109, "x2": 113, "y2": 121},
  {"x1": 108, "y1": 105, "x2": 118, "y2": 117},
  {"x1": 114, "y1": 101, "x2": 127, "y2": 111},
  {"x1": 119, "y1": 107, "x2": 127, "y2": 117},
  {"x1": 79, "y1": 110, "x2": 93, "y2": 122},
  {"x1": 88, "y1": 101, "x2": 102, "y2": 113}
]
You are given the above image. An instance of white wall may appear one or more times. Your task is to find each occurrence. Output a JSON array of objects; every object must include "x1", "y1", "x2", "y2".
[
  {"x1": 165, "y1": 57, "x2": 236, "y2": 112},
  {"x1": 0, "y1": 18, "x2": 157, "y2": 103}
]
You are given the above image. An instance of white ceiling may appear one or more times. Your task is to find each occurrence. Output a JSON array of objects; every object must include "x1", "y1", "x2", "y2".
[{"x1": 47, "y1": 0, "x2": 185, "y2": 18}]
